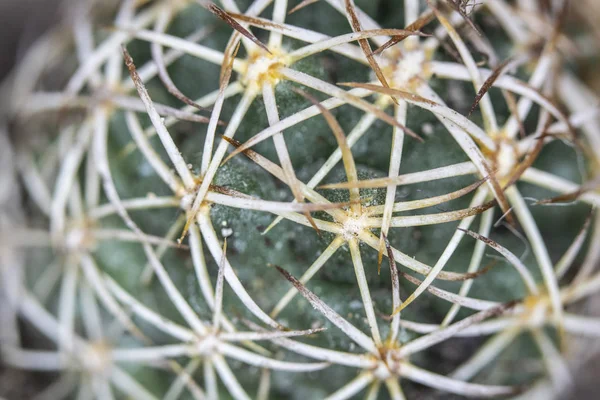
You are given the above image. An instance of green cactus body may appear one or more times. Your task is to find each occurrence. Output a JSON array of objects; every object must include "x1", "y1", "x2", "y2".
[{"x1": 2, "y1": 0, "x2": 599, "y2": 399}]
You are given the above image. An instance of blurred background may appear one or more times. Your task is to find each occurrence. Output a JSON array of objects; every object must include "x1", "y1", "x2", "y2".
[
  {"x1": 0, "y1": 2, "x2": 59, "y2": 397},
  {"x1": 0, "y1": 0, "x2": 60, "y2": 82}
]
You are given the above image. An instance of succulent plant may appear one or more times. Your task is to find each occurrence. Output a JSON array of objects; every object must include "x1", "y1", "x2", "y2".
[{"x1": 2, "y1": 0, "x2": 600, "y2": 398}]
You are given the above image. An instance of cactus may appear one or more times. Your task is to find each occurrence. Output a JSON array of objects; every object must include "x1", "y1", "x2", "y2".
[{"x1": 2, "y1": 0, "x2": 600, "y2": 398}]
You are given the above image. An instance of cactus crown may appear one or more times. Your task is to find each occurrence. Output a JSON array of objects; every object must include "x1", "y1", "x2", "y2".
[{"x1": 2, "y1": 0, "x2": 600, "y2": 399}]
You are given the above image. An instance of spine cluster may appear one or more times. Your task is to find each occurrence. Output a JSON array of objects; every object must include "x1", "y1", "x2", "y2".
[{"x1": 1, "y1": 0, "x2": 599, "y2": 399}]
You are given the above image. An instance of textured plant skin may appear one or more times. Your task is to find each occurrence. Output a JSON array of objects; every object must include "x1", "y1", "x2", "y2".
[{"x1": 1, "y1": 0, "x2": 600, "y2": 399}]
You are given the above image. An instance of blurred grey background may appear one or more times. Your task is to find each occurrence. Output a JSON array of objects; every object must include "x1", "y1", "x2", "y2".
[{"x1": 0, "y1": 0, "x2": 61, "y2": 82}]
